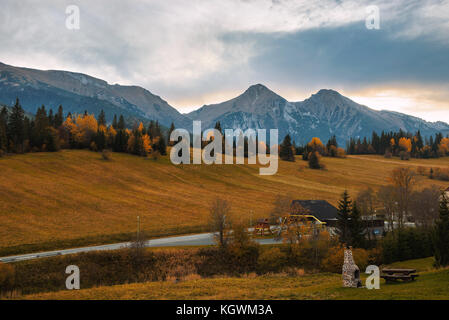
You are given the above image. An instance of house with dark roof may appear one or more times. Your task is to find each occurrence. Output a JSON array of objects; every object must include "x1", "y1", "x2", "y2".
[
  {"x1": 291, "y1": 200, "x2": 338, "y2": 223},
  {"x1": 290, "y1": 200, "x2": 384, "y2": 237}
]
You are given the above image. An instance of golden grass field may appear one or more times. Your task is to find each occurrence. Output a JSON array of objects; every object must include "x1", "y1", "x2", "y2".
[
  {"x1": 20, "y1": 257, "x2": 449, "y2": 300},
  {"x1": 0, "y1": 150, "x2": 448, "y2": 253}
]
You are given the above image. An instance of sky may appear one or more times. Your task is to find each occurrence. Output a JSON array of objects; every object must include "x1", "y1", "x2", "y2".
[{"x1": 0, "y1": 0, "x2": 448, "y2": 123}]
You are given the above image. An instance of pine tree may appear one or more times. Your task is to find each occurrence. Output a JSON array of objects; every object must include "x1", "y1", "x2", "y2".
[
  {"x1": 308, "y1": 151, "x2": 322, "y2": 169},
  {"x1": 214, "y1": 121, "x2": 222, "y2": 134},
  {"x1": 336, "y1": 190, "x2": 352, "y2": 246},
  {"x1": 155, "y1": 133, "x2": 167, "y2": 155},
  {"x1": 349, "y1": 202, "x2": 366, "y2": 248},
  {"x1": 168, "y1": 122, "x2": 175, "y2": 146},
  {"x1": 148, "y1": 120, "x2": 155, "y2": 140},
  {"x1": 279, "y1": 134, "x2": 295, "y2": 161},
  {"x1": 7, "y1": 98, "x2": 25, "y2": 152},
  {"x1": 54, "y1": 105, "x2": 64, "y2": 128},
  {"x1": 118, "y1": 115, "x2": 125, "y2": 130},
  {"x1": 0, "y1": 106, "x2": 8, "y2": 151},
  {"x1": 98, "y1": 110, "x2": 106, "y2": 126},
  {"x1": 433, "y1": 194, "x2": 449, "y2": 267},
  {"x1": 112, "y1": 114, "x2": 118, "y2": 129}
]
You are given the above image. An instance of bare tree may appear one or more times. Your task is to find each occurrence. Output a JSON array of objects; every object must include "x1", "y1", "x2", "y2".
[
  {"x1": 209, "y1": 198, "x2": 232, "y2": 248},
  {"x1": 388, "y1": 167, "x2": 416, "y2": 229},
  {"x1": 410, "y1": 185, "x2": 441, "y2": 228},
  {"x1": 357, "y1": 187, "x2": 376, "y2": 241},
  {"x1": 269, "y1": 194, "x2": 294, "y2": 224},
  {"x1": 377, "y1": 185, "x2": 397, "y2": 232}
]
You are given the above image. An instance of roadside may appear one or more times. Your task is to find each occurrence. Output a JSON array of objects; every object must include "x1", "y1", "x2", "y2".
[{"x1": 0, "y1": 230, "x2": 281, "y2": 263}]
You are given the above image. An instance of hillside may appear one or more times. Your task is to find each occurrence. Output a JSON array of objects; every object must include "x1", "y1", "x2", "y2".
[
  {"x1": 187, "y1": 84, "x2": 449, "y2": 145},
  {"x1": 0, "y1": 62, "x2": 191, "y2": 128},
  {"x1": 0, "y1": 150, "x2": 448, "y2": 254},
  {"x1": 20, "y1": 258, "x2": 449, "y2": 300}
]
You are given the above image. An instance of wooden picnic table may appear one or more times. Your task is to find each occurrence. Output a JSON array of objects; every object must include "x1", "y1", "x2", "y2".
[{"x1": 381, "y1": 268, "x2": 419, "y2": 283}]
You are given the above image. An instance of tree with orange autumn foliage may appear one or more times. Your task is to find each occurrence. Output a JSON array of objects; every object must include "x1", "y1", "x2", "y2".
[
  {"x1": 398, "y1": 137, "x2": 412, "y2": 152},
  {"x1": 438, "y1": 137, "x2": 449, "y2": 156}
]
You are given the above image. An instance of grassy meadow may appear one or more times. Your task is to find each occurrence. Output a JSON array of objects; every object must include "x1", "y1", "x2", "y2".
[
  {"x1": 0, "y1": 149, "x2": 448, "y2": 255},
  {"x1": 20, "y1": 257, "x2": 449, "y2": 300}
]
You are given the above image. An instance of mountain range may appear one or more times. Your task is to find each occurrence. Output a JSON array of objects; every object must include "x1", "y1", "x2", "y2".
[{"x1": 1, "y1": 62, "x2": 448, "y2": 145}]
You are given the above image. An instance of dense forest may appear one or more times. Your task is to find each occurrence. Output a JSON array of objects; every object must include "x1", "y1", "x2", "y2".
[
  {"x1": 0, "y1": 98, "x2": 168, "y2": 157},
  {"x1": 346, "y1": 130, "x2": 449, "y2": 159}
]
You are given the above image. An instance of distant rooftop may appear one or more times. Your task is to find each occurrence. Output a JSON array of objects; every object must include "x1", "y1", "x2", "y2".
[{"x1": 291, "y1": 200, "x2": 338, "y2": 220}]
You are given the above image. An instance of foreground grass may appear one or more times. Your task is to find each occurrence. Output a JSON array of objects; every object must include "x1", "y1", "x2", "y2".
[
  {"x1": 20, "y1": 258, "x2": 449, "y2": 300},
  {"x1": 1, "y1": 150, "x2": 448, "y2": 254}
]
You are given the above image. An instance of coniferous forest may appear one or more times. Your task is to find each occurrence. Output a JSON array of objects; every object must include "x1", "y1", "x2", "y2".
[{"x1": 0, "y1": 98, "x2": 168, "y2": 157}]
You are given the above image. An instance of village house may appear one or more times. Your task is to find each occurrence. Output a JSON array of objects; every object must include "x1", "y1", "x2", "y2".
[{"x1": 290, "y1": 200, "x2": 385, "y2": 237}]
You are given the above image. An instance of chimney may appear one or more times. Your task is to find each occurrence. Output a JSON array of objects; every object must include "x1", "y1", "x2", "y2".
[{"x1": 342, "y1": 246, "x2": 362, "y2": 288}]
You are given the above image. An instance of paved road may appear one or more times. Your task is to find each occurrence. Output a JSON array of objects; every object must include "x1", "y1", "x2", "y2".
[{"x1": 0, "y1": 232, "x2": 282, "y2": 263}]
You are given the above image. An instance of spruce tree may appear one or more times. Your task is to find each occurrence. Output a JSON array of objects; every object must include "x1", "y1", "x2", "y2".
[
  {"x1": 0, "y1": 106, "x2": 8, "y2": 151},
  {"x1": 54, "y1": 105, "x2": 64, "y2": 128},
  {"x1": 98, "y1": 110, "x2": 106, "y2": 126},
  {"x1": 349, "y1": 201, "x2": 366, "y2": 248},
  {"x1": 336, "y1": 190, "x2": 352, "y2": 246},
  {"x1": 7, "y1": 98, "x2": 25, "y2": 152},
  {"x1": 168, "y1": 122, "x2": 175, "y2": 146},
  {"x1": 148, "y1": 120, "x2": 155, "y2": 140},
  {"x1": 433, "y1": 194, "x2": 449, "y2": 267},
  {"x1": 279, "y1": 134, "x2": 295, "y2": 161},
  {"x1": 118, "y1": 115, "x2": 125, "y2": 130},
  {"x1": 155, "y1": 133, "x2": 167, "y2": 155},
  {"x1": 112, "y1": 115, "x2": 118, "y2": 129}
]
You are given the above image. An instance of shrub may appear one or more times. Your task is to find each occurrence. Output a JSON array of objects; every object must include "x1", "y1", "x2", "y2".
[
  {"x1": 151, "y1": 150, "x2": 161, "y2": 161},
  {"x1": 384, "y1": 151, "x2": 392, "y2": 158},
  {"x1": 336, "y1": 147, "x2": 346, "y2": 158},
  {"x1": 102, "y1": 149, "x2": 112, "y2": 161},
  {"x1": 257, "y1": 247, "x2": 287, "y2": 274},
  {"x1": 321, "y1": 246, "x2": 370, "y2": 273},
  {"x1": 381, "y1": 228, "x2": 434, "y2": 264},
  {"x1": 308, "y1": 151, "x2": 324, "y2": 169},
  {"x1": 0, "y1": 262, "x2": 15, "y2": 294},
  {"x1": 434, "y1": 168, "x2": 449, "y2": 181},
  {"x1": 90, "y1": 141, "x2": 98, "y2": 151},
  {"x1": 417, "y1": 166, "x2": 427, "y2": 176},
  {"x1": 400, "y1": 151, "x2": 410, "y2": 160}
]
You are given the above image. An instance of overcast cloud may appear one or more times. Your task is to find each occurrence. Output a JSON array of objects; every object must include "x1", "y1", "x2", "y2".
[{"x1": 0, "y1": 0, "x2": 448, "y2": 122}]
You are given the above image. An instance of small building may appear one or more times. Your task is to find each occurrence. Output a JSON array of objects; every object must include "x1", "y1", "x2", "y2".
[{"x1": 290, "y1": 200, "x2": 384, "y2": 237}]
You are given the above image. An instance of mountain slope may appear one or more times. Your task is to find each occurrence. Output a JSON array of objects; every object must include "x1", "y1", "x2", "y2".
[
  {"x1": 0, "y1": 62, "x2": 191, "y2": 128},
  {"x1": 187, "y1": 85, "x2": 449, "y2": 145}
]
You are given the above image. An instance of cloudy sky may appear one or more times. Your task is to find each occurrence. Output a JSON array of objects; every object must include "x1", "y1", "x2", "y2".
[{"x1": 1, "y1": 0, "x2": 448, "y2": 122}]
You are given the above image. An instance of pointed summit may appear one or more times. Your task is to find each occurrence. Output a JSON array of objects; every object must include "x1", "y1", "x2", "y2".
[{"x1": 244, "y1": 83, "x2": 276, "y2": 96}]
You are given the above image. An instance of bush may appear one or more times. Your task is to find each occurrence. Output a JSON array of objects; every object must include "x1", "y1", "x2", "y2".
[
  {"x1": 321, "y1": 246, "x2": 370, "y2": 273},
  {"x1": 400, "y1": 151, "x2": 410, "y2": 160},
  {"x1": 384, "y1": 151, "x2": 392, "y2": 158},
  {"x1": 90, "y1": 141, "x2": 98, "y2": 152},
  {"x1": 308, "y1": 151, "x2": 324, "y2": 169},
  {"x1": 257, "y1": 247, "x2": 287, "y2": 274},
  {"x1": 434, "y1": 168, "x2": 449, "y2": 181},
  {"x1": 381, "y1": 228, "x2": 433, "y2": 264},
  {"x1": 151, "y1": 150, "x2": 161, "y2": 161},
  {"x1": 0, "y1": 262, "x2": 15, "y2": 294},
  {"x1": 102, "y1": 149, "x2": 112, "y2": 160}
]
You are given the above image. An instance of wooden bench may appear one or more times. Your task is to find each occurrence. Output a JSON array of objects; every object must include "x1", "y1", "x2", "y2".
[{"x1": 381, "y1": 268, "x2": 419, "y2": 283}]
